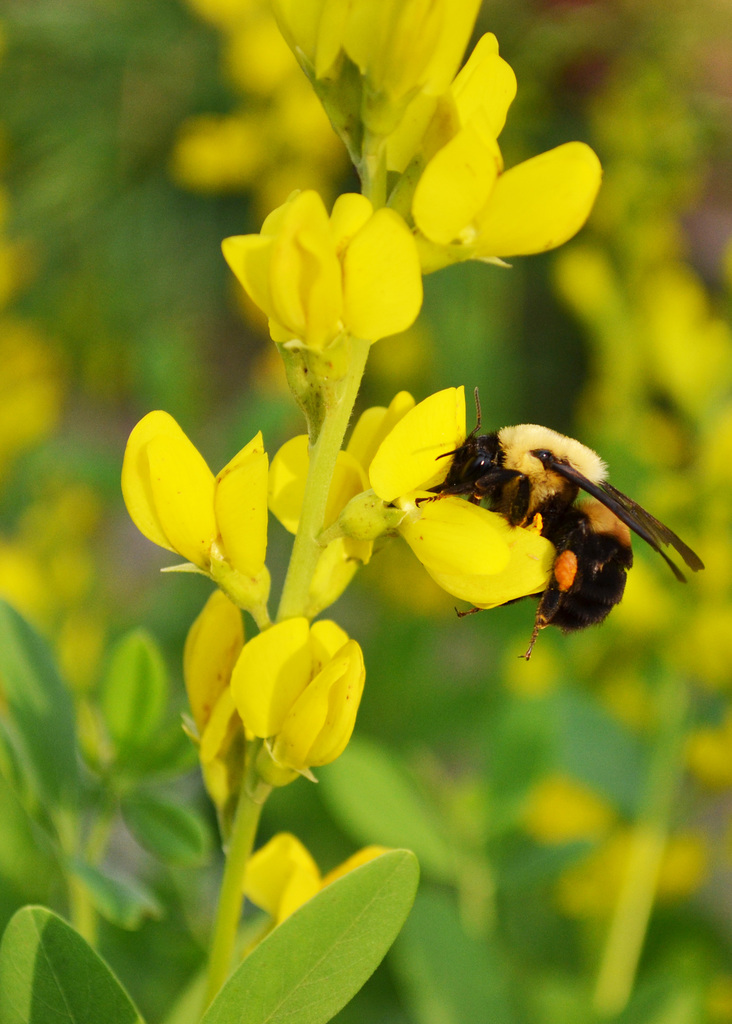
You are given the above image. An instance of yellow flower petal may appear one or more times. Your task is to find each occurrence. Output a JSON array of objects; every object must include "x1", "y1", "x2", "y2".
[
  {"x1": 231, "y1": 617, "x2": 311, "y2": 738},
  {"x1": 121, "y1": 410, "x2": 186, "y2": 552},
  {"x1": 310, "y1": 619, "x2": 350, "y2": 673},
  {"x1": 474, "y1": 141, "x2": 602, "y2": 258},
  {"x1": 329, "y1": 193, "x2": 374, "y2": 254},
  {"x1": 268, "y1": 435, "x2": 367, "y2": 534},
  {"x1": 199, "y1": 687, "x2": 240, "y2": 765},
  {"x1": 272, "y1": 639, "x2": 365, "y2": 770},
  {"x1": 347, "y1": 392, "x2": 415, "y2": 473},
  {"x1": 183, "y1": 590, "x2": 244, "y2": 735},
  {"x1": 451, "y1": 33, "x2": 517, "y2": 138},
  {"x1": 321, "y1": 845, "x2": 390, "y2": 887},
  {"x1": 270, "y1": 192, "x2": 343, "y2": 350},
  {"x1": 399, "y1": 494, "x2": 511, "y2": 576},
  {"x1": 268, "y1": 435, "x2": 309, "y2": 534},
  {"x1": 385, "y1": 91, "x2": 442, "y2": 173},
  {"x1": 244, "y1": 832, "x2": 321, "y2": 921},
  {"x1": 221, "y1": 234, "x2": 275, "y2": 324},
  {"x1": 342, "y1": 208, "x2": 423, "y2": 342},
  {"x1": 413, "y1": 120, "x2": 502, "y2": 245},
  {"x1": 417, "y1": 0, "x2": 483, "y2": 96},
  {"x1": 324, "y1": 451, "x2": 369, "y2": 528},
  {"x1": 426, "y1": 515, "x2": 554, "y2": 606},
  {"x1": 369, "y1": 387, "x2": 465, "y2": 502},
  {"x1": 215, "y1": 432, "x2": 269, "y2": 576},
  {"x1": 145, "y1": 430, "x2": 217, "y2": 569}
]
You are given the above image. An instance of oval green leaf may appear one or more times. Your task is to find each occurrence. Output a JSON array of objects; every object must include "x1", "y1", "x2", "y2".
[
  {"x1": 0, "y1": 905, "x2": 144, "y2": 1024},
  {"x1": 391, "y1": 888, "x2": 515, "y2": 1024},
  {"x1": 203, "y1": 848, "x2": 419, "y2": 1024},
  {"x1": 319, "y1": 737, "x2": 455, "y2": 882},
  {"x1": 0, "y1": 600, "x2": 78, "y2": 810},
  {"x1": 68, "y1": 861, "x2": 163, "y2": 930},
  {"x1": 121, "y1": 791, "x2": 211, "y2": 866},
  {"x1": 100, "y1": 630, "x2": 168, "y2": 756}
]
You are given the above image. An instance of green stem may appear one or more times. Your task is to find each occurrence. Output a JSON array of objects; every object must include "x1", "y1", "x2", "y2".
[
  {"x1": 361, "y1": 131, "x2": 387, "y2": 208},
  {"x1": 592, "y1": 673, "x2": 689, "y2": 1018},
  {"x1": 68, "y1": 873, "x2": 97, "y2": 947},
  {"x1": 276, "y1": 337, "x2": 371, "y2": 622},
  {"x1": 202, "y1": 759, "x2": 270, "y2": 1012}
]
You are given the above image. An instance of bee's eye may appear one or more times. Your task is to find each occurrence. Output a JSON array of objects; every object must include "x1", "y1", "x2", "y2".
[
  {"x1": 471, "y1": 455, "x2": 493, "y2": 475},
  {"x1": 532, "y1": 449, "x2": 553, "y2": 466}
]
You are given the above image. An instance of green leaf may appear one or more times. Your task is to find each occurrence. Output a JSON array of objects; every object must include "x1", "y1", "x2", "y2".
[
  {"x1": 68, "y1": 861, "x2": 163, "y2": 930},
  {"x1": 0, "y1": 772, "x2": 61, "y2": 920},
  {"x1": 319, "y1": 737, "x2": 455, "y2": 882},
  {"x1": 391, "y1": 887, "x2": 516, "y2": 1024},
  {"x1": 100, "y1": 630, "x2": 168, "y2": 756},
  {"x1": 0, "y1": 905, "x2": 144, "y2": 1024},
  {"x1": 121, "y1": 791, "x2": 211, "y2": 866},
  {"x1": 0, "y1": 600, "x2": 78, "y2": 810},
  {"x1": 203, "y1": 848, "x2": 419, "y2": 1024},
  {"x1": 551, "y1": 689, "x2": 646, "y2": 817}
]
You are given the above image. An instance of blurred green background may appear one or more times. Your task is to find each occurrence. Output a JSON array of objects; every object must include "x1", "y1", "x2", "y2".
[{"x1": 1, "y1": 0, "x2": 732, "y2": 1021}]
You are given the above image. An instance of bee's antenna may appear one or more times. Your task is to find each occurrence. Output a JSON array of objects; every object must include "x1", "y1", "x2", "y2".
[{"x1": 473, "y1": 387, "x2": 482, "y2": 431}]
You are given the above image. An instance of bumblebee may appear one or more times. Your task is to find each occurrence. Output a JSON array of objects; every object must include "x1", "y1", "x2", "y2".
[{"x1": 430, "y1": 391, "x2": 704, "y2": 658}]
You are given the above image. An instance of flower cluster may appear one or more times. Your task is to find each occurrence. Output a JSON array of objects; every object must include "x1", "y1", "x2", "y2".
[
  {"x1": 122, "y1": 386, "x2": 555, "y2": 794},
  {"x1": 120, "y1": 3, "x2": 605, "y2": 999}
]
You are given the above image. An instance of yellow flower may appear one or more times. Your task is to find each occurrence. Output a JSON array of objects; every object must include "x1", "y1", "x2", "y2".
[
  {"x1": 0, "y1": 319, "x2": 63, "y2": 480},
  {"x1": 366, "y1": 387, "x2": 554, "y2": 606},
  {"x1": 121, "y1": 411, "x2": 270, "y2": 611},
  {"x1": 522, "y1": 774, "x2": 616, "y2": 845},
  {"x1": 245, "y1": 832, "x2": 321, "y2": 924},
  {"x1": 222, "y1": 190, "x2": 422, "y2": 349},
  {"x1": 183, "y1": 591, "x2": 246, "y2": 813},
  {"x1": 686, "y1": 713, "x2": 732, "y2": 789},
  {"x1": 410, "y1": 34, "x2": 602, "y2": 270},
  {"x1": 245, "y1": 831, "x2": 389, "y2": 924},
  {"x1": 170, "y1": 114, "x2": 266, "y2": 193},
  {"x1": 272, "y1": 0, "x2": 481, "y2": 135},
  {"x1": 556, "y1": 828, "x2": 708, "y2": 919},
  {"x1": 268, "y1": 388, "x2": 552, "y2": 613},
  {"x1": 230, "y1": 618, "x2": 365, "y2": 776}
]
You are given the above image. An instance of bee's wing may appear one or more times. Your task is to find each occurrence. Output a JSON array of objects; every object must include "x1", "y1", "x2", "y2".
[{"x1": 545, "y1": 461, "x2": 704, "y2": 581}]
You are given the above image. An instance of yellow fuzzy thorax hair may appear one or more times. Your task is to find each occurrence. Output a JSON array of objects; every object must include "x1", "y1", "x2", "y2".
[{"x1": 497, "y1": 424, "x2": 608, "y2": 484}]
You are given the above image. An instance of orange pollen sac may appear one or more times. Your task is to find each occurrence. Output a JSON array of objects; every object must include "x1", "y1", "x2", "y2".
[{"x1": 553, "y1": 549, "x2": 578, "y2": 592}]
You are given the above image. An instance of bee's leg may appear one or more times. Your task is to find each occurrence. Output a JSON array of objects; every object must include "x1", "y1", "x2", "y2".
[
  {"x1": 520, "y1": 549, "x2": 579, "y2": 659},
  {"x1": 506, "y1": 474, "x2": 531, "y2": 525}
]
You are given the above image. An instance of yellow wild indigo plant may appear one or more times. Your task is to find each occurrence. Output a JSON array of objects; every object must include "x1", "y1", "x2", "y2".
[{"x1": 119, "y1": 3, "x2": 601, "y2": 1017}]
